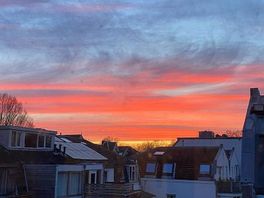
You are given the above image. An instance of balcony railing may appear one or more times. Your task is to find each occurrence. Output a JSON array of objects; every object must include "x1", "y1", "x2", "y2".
[
  {"x1": 216, "y1": 181, "x2": 241, "y2": 194},
  {"x1": 85, "y1": 183, "x2": 141, "y2": 198}
]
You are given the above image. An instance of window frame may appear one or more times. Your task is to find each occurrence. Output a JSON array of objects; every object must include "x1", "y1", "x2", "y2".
[
  {"x1": 199, "y1": 164, "x2": 211, "y2": 175},
  {"x1": 24, "y1": 133, "x2": 38, "y2": 148},
  {"x1": 126, "y1": 165, "x2": 137, "y2": 182},
  {"x1": 57, "y1": 171, "x2": 82, "y2": 197},
  {"x1": 45, "y1": 136, "x2": 52, "y2": 148},
  {"x1": 146, "y1": 163, "x2": 156, "y2": 174},
  {"x1": 11, "y1": 131, "x2": 21, "y2": 148},
  {"x1": 37, "y1": 135, "x2": 45, "y2": 148},
  {"x1": 162, "y1": 163, "x2": 174, "y2": 175}
]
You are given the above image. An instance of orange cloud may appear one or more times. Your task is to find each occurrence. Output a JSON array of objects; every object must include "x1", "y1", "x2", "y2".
[{"x1": 0, "y1": 64, "x2": 262, "y2": 141}]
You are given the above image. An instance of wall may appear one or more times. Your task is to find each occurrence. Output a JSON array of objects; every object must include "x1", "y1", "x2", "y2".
[
  {"x1": 141, "y1": 178, "x2": 216, "y2": 198},
  {"x1": 0, "y1": 129, "x2": 11, "y2": 148},
  {"x1": 25, "y1": 164, "x2": 57, "y2": 198}
]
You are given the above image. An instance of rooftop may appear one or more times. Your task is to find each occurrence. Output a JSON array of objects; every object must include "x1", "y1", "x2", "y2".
[{"x1": 0, "y1": 125, "x2": 57, "y2": 135}]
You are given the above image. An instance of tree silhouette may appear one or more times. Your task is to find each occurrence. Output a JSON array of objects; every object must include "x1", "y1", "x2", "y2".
[{"x1": 0, "y1": 93, "x2": 34, "y2": 127}]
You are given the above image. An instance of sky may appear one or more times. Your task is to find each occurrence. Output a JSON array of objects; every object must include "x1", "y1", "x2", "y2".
[{"x1": 0, "y1": 0, "x2": 264, "y2": 142}]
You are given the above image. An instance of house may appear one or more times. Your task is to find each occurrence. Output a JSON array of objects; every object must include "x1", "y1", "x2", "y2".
[
  {"x1": 241, "y1": 88, "x2": 264, "y2": 197},
  {"x1": 59, "y1": 135, "x2": 126, "y2": 184},
  {"x1": 174, "y1": 131, "x2": 242, "y2": 181},
  {"x1": 174, "y1": 131, "x2": 242, "y2": 164},
  {"x1": 59, "y1": 135, "x2": 145, "y2": 198},
  {"x1": 0, "y1": 126, "x2": 110, "y2": 198},
  {"x1": 118, "y1": 146, "x2": 138, "y2": 157},
  {"x1": 102, "y1": 140, "x2": 119, "y2": 153},
  {"x1": 138, "y1": 146, "x2": 241, "y2": 198}
]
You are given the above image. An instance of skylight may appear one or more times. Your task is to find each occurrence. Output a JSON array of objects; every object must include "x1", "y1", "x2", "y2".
[{"x1": 154, "y1": 151, "x2": 165, "y2": 156}]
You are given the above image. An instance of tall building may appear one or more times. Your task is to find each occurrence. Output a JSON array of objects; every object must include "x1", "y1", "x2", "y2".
[{"x1": 241, "y1": 88, "x2": 264, "y2": 197}]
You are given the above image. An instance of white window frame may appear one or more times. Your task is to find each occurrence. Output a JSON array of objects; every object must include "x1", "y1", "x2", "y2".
[
  {"x1": 37, "y1": 135, "x2": 45, "y2": 148},
  {"x1": 127, "y1": 165, "x2": 137, "y2": 182},
  {"x1": 11, "y1": 131, "x2": 22, "y2": 148},
  {"x1": 57, "y1": 171, "x2": 82, "y2": 197},
  {"x1": 88, "y1": 170, "x2": 97, "y2": 184}
]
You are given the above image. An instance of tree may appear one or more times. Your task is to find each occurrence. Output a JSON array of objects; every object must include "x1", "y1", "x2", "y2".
[
  {"x1": 102, "y1": 136, "x2": 119, "y2": 143},
  {"x1": 225, "y1": 129, "x2": 242, "y2": 137},
  {"x1": 0, "y1": 93, "x2": 34, "y2": 127},
  {"x1": 135, "y1": 140, "x2": 174, "y2": 152}
]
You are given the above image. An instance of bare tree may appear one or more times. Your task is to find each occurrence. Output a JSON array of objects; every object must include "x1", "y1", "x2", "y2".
[
  {"x1": 224, "y1": 129, "x2": 242, "y2": 137},
  {"x1": 102, "y1": 136, "x2": 119, "y2": 143},
  {"x1": 135, "y1": 140, "x2": 174, "y2": 152},
  {"x1": 0, "y1": 93, "x2": 34, "y2": 127}
]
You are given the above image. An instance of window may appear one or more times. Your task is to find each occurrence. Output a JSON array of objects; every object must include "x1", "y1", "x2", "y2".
[
  {"x1": 163, "y1": 163, "x2": 173, "y2": 174},
  {"x1": 69, "y1": 172, "x2": 81, "y2": 195},
  {"x1": 57, "y1": 172, "x2": 82, "y2": 197},
  {"x1": 11, "y1": 131, "x2": 21, "y2": 147},
  {"x1": 167, "y1": 194, "x2": 176, "y2": 198},
  {"x1": 0, "y1": 169, "x2": 16, "y2": 195},
  {"x1": 127, "y1": 165, "x2": 136, "y2": 181},
  {"x1": 146, "y1": 163, "x2": 156, "y2": 173},
  {"x1": 200, "y1": 164, "x2": 210, "y2": 175},
  {"x1": 25, "y1": 133, "x2": 37, "y2": 148},
  {"x1": 104, "y1": 169, "x2": 114, "y2": 183},
  {"x1": 45, "y1": 136, "x2": 52, "y2": 148},
  {"x1": 0, "y1": 169, "x2": 8, "y2": 195},
  {"x1": 217, "y1": 166, "x2": 221, "y2": 176},
  {"x1": 57, "y1": 172, "x2": 68, "y2": 196},
  {"x1": 38, "y1": 135, "x2": 44, "y2": 147}
]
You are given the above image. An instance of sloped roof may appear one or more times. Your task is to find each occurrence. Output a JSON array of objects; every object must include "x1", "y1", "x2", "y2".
[
  {"x1": 59, "y1": 135, "x2": 126, "y2": 182},
  {"x1": 58, "y1": 135, "x2": 124, "y2": 165},
  {"x1": 118, "y1": 146, "x2": 138, "y2": 157},
  {"x1": 137, "y1": 146, "x2": 219, "y2": 180},
  {"x1": 55, "y1": 138, "x2": 107, "y2": 161}
]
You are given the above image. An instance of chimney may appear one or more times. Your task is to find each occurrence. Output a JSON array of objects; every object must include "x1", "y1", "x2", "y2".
[
  {"x1": 199, "y1": 131, "x2": 215, "y2": 138},
  {"x1": 250, "y1": 88, "x2": 260, "y2": 103},
  {"x1": 250, "y1": 88, "x2": 260, "y2": 97}
]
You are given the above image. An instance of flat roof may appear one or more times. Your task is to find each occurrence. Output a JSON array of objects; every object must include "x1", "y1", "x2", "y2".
[{"x1": 0, "y1": 125, "x2": 57, "y2": 135}]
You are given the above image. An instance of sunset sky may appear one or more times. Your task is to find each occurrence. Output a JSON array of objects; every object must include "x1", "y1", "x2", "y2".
[{"x1": 0, "y1": 0, "x2": 264, "y2": 142}]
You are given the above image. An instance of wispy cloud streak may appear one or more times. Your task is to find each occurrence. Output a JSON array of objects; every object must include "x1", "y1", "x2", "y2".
[{"x1": 0, "y1": 0, "x2": 263, "y2": 140}]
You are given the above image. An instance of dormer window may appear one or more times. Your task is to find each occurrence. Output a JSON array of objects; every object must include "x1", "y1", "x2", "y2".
[
  {"x1": 11, "y1": 131, "x2": 21, "y2": 147},
  {"x1": 146, "y1": 163, "x2": 156, "y2": 174},
  {"x1": 162, "y1": 163, "x2": 174, "y2": 174},
  {"x1": 25, "y1": 133, "x2": 38, "y2": 148},
  {"x1": 200, "y1": 164, "x2": 210, "y2": 175},
  {"x1": 3, "y1": 126, "x2": 55, "y2": 150}
]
